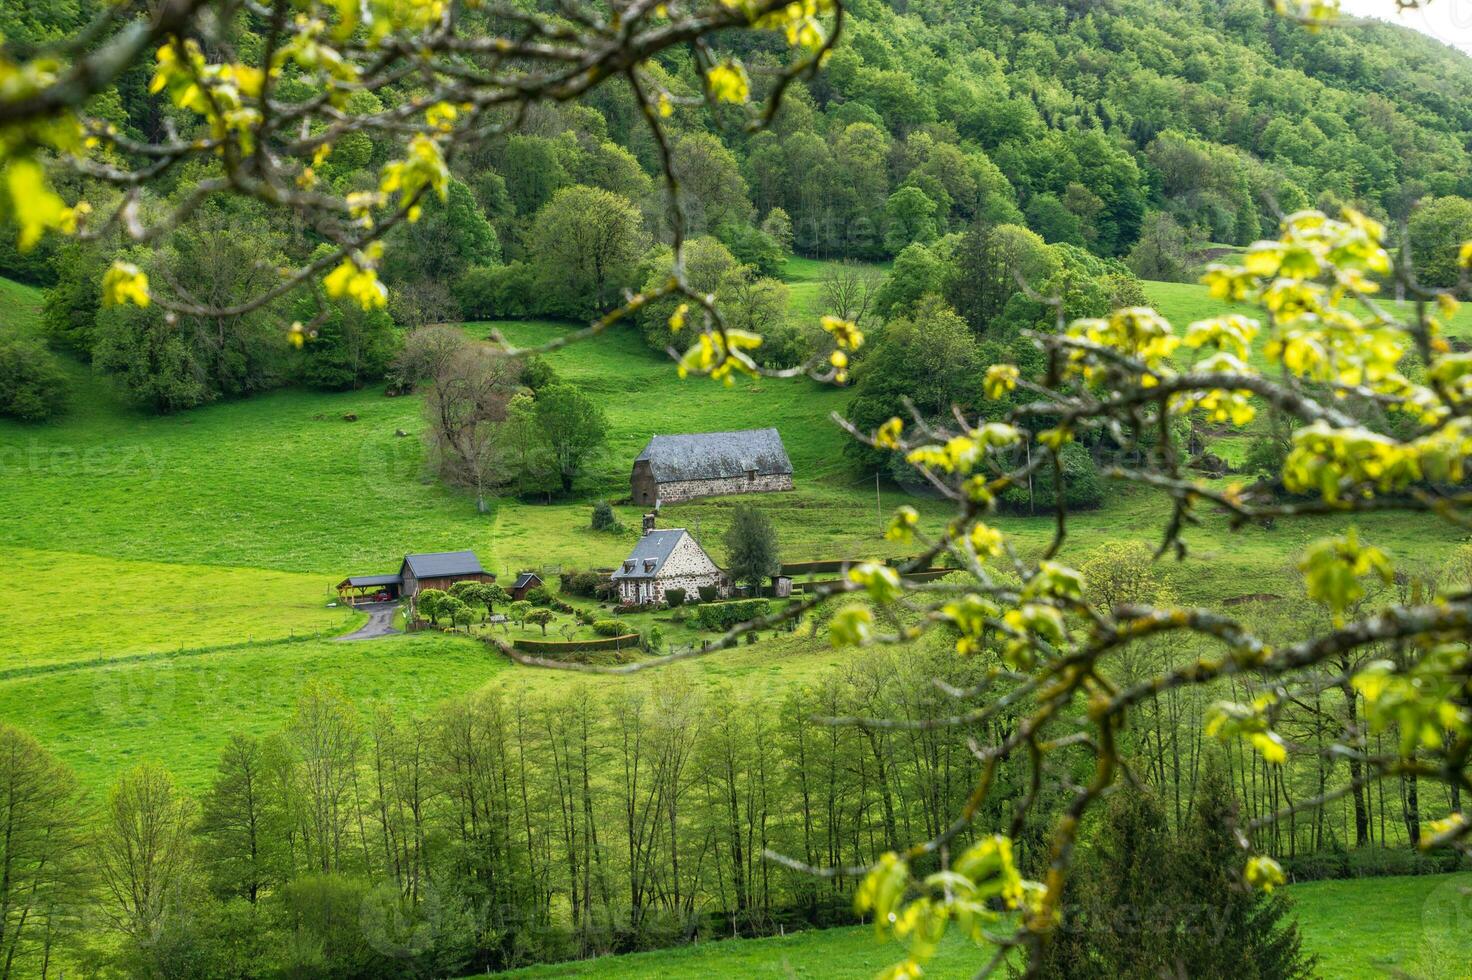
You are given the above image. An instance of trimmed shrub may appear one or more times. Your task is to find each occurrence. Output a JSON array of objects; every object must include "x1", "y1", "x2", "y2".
[
  {"x1": 780, "y1": 559, "x2": 860, "y2": 575},
  {"x1": 695, "y1": 598, "x2": 771, "y2": 631},
  {"x1": 592, "y1": 619, "x2": 632, "y2": 637},
  {"x1": 697, "y1": 585, "x2": 720, "y2": 604},
  {"x1": 526, "y1": 586, "x2": 552, "y2": 606},
  {"x1": 664, "y1": 588, "x2": 686, "y2": 607}
]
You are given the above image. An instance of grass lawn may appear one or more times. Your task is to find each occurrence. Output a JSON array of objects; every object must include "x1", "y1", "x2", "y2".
[
  {"x1": 781, "y1": 255, "x2": 890, "y2": 325},
  {"x1": 1293, "y1": 871, "x2": 1472, "y2": 978},
  {"x1": 495, "y1": 872, "x2": 1472, "y2": 979},
  {"x1": 2, "y1": 622, "x2": 862, "y2": 791}
]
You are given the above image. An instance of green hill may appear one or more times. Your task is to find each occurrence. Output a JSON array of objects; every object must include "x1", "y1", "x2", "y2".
[{"x1": 0, "y1": 268, "x2": 1466, "y2": 792}]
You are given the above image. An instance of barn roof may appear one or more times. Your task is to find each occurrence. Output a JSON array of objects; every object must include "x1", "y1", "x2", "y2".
[
  {"x1": 512, "y1": 572, "x2": 542, "y2": 589},
  {"x1": 635, "y1": 428, "x2": 792, "y2": 483},
  {"x1": 610, "y1": 529, "x2": 691, "y2": 580},
  {"x1": 401, "y1": 550, "x2": 488, "y2": 579},
  {"x1": 342, "y1": 573, "x2": 402, "y2": 588}
]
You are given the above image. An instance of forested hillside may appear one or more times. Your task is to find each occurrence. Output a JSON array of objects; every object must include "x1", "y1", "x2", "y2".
[{"x1": 9, "y1": 0, "x2": 1472, "y2": 424}]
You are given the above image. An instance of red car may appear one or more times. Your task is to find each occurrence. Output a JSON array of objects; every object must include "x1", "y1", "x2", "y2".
[{"x1": 372, "y1": 590, "x2": 392, "y2": 602}]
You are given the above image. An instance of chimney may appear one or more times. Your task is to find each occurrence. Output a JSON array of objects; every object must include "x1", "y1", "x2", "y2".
[{"x1": 642, "y1": 512, "x2": 657, "y2": 535}]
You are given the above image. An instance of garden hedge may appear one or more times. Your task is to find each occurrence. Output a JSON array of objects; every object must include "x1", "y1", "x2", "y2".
[
  {"x1": 694, "y1": 598, "x2": 771, "y2": 630},
  {"x1": 512, "y1": 634, "x2": 640, "y2": 654}
]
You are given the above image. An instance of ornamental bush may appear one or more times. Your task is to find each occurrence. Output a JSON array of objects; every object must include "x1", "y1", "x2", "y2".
[
  {"x1": 525, "y1": 586, "x2": 552, "y2": 606},
  {"x1": 592, "y1": 619, "x2": 632, "y2": 637},
  {"x1": 664, "y1": 588, "x2": 686, "y2": 607},
  {"x1": 561, "y1": 569, "x2": 604, "y2": 597},
  {"x1": 696, "y1": 585, "x2": 720, "y2": 604}
]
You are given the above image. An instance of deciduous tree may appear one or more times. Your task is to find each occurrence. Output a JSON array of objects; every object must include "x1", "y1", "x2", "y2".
[
  {"x1": 535, "y1": 383, "x2": 608, "y2": 493},
  {"x1": 0, "y1": 725, "x2": 88, "y2": 980}
]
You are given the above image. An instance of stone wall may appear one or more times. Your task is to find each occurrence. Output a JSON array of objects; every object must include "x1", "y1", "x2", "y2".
[{"x1": 655, "y1": 472, "x2": 793, "y2": 504}]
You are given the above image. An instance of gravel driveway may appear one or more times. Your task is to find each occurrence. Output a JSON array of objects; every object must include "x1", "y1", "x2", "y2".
[{"x1": 335, "y1": 601, "x2": 401, "y2": 641}]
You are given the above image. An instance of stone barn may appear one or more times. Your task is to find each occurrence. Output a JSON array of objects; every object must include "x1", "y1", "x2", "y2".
[
  {"x1": 610, "y1": 527, "x2": 725, "y2": 605},
  {"x1": 630, "y1": 428, "x2": 793, "y2": 506}
]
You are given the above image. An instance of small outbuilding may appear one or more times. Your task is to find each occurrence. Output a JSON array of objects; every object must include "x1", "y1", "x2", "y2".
[
  {"x1": 510, "y1": 571, "x2": 544, "y2": 601},
  {"x1": 610, "y1": 527, "x2": 725, "y2": 605},
  {"x1": 631, "y1": 428, "x2": 794, "y2": 506}
]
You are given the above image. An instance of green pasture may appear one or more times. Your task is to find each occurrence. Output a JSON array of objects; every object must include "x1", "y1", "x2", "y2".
[{"x1": 498, "y1": 872, "x2": 1472, "y2": 979}]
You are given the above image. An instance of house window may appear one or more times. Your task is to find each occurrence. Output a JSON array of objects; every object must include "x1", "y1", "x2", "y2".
[
  {"x1": 746, "y1": 468, "x2": 756, "y2": 481},
  {"x1": 644, "y1": 559, "x2": 657, "y2": 572},
  {"x1": 623, "y1": 561, "x2": 634, "y2": 573}
]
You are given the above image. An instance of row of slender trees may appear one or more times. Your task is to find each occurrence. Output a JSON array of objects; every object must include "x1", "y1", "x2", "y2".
[{"x1": 0, "y1": 647, "x2": 1000, "y2": 978}]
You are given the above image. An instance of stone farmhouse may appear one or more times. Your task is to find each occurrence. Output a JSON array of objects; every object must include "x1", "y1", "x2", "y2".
[
  {"x1": 630, "y1": 428, "x2": 793, "y2": 506},
  {"x1": 609, "y1": 526, "x2": 726, "y2": 605}
]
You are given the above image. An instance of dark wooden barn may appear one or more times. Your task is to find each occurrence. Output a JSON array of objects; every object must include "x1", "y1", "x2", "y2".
[
  {"x1": 399, "y1": 551, "x2": 495, "y2": 597},
  {"x1": 338, "y1": 550, "x2": 495, "y2": 605}
]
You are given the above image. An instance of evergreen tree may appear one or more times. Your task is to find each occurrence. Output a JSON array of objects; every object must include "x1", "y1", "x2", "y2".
[
  {"x1": 723, "y1": 504, "x2": 780, "y2": 593},
  {"x1": 1031, "y1": 782, "x2": 1175, "y2": 977},
  {"x1": 1172, "y1": 755, "x2": 1315, "y2": 980}
]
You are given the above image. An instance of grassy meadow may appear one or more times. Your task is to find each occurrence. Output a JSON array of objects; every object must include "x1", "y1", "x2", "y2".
[
  {"x1": 2, "y1": 266, "x2": 1469, "y2": 794},
  {"x1": 497, "y1": 872, "x2": 1472, "y2": 979}
]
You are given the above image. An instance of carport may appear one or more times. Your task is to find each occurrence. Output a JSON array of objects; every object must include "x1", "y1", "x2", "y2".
[{"x1": 336, "y1": 573, "x2": 402, "y2": 605}]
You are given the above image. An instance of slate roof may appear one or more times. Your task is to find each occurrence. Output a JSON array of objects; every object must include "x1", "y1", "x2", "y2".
[
  {"x1": 635, "y1": 428, "x2": 792, "y2": 483},
  {"x1": 512, "y1": 572, "x2": 542, "y2": 590},
  {"x1": 342, "y1": 573, "x2": 403, "y2": 588},
  {"x1": 401, "y1": 550, "x2": 488, "y2": 579},
  {"x1": 610, "y1": 529, "x2": 692, "y2": 580}
]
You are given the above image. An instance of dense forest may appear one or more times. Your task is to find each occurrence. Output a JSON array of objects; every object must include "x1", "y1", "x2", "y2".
[{"x1": 7, "y1": 0, "x2": 1472, "y2": 423}]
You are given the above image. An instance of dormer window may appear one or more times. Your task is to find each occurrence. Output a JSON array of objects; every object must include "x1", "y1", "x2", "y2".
[
  {"x1": 623, "y1": 561, "x2": 635, "y2": 573},
  {"x1": 644, "y1": 558, "x2": 657, "y2": 572}
]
